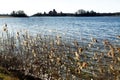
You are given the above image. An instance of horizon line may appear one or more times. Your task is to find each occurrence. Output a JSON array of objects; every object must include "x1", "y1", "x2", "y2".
[{"x1": 0, "y1": 9, "x2": 120, "y2": 16}]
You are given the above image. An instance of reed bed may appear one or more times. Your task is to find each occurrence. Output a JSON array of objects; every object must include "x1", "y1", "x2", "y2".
[{"x1": 0, "y1": 24, "x2": 120, "y2": 80}]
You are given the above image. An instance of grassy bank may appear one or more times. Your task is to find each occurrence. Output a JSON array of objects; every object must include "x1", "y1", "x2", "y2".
[
  {"x1": 0, "y1": 24, "x2": 120, "y2": 80},
  {"x1": 0, "y1": 66, "x2": 19, "y2": 80}
]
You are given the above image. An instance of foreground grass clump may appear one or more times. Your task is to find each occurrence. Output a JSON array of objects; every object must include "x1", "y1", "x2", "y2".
[
  {"x1": 0, "y1": 66, "x2": 19, "y2": 80},
  {"x1": 0, "y1": 24, "x2": 120, "y2": 80}
]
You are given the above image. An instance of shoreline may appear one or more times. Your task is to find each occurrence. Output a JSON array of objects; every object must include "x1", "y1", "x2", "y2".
[
  {"x1": 0, "y1": 16, "x2": 29, "y2": 18},
  {"x1": 0, "y1": 16, "x2": 13, "y2": 18},
  {"x1": 0, "y1": 15, "x2": 120, "y2": 18}
]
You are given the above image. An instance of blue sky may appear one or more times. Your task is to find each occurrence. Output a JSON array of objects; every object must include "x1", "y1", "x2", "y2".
[{"x1": 0, "y1": 0, "x2": 120, "y2": 15}]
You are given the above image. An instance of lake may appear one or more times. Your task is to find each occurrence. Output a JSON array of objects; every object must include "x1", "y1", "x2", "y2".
[
  {"x1": 0, "y1": 17, "x2": 120, "y2": 44},
  {"x1": 1, "y1": 17, "x2": 120, "y2": 79}
]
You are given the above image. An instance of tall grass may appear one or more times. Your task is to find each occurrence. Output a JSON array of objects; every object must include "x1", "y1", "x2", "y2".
[{"x1": 0, "y1": 24, "x2": 120, "y2": 80}]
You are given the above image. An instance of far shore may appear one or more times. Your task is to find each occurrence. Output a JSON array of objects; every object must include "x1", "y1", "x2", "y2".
[
  {"x1": 1, "y1": 15, "x2": 120, "y2": 18},
  {"x1": 0, "y1": 15, "x2": 14, "y2": 18}
]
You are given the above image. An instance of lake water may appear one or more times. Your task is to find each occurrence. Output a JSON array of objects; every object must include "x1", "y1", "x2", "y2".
[{"x1": 0, "y1": 17, "x2": 120, "y2": 44}]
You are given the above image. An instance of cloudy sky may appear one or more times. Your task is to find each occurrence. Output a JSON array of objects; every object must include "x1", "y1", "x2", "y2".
[{"x1": 0, "y1": 0, "x2": 120, "y2": 15}]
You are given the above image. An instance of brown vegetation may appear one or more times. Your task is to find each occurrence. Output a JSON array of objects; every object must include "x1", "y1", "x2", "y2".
[{"x1": 0, "y1": 24, "x2": 120, "y2": 80}]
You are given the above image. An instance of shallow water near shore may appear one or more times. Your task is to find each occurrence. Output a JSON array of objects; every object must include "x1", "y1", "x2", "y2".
[{"x1": 0, "y1": 17, "x2": 120, "y2": 52}]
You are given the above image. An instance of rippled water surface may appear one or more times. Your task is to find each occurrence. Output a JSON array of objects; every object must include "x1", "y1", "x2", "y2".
[{"x1": 0, "y1": 17, "x2": 120, "y2": 42}]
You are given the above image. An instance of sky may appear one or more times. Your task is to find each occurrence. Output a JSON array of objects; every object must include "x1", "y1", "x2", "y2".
[{"x1": 0, "y1": 0, "x2": 120, "y2": 15}]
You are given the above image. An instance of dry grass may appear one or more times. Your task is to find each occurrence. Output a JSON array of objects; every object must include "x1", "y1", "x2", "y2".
[
  {"x1": 0, "y1": 66, "x2": 19, "y2": 80},
  {"x1": 0, "y1": 24, "x2": 120, "y2": 80}
]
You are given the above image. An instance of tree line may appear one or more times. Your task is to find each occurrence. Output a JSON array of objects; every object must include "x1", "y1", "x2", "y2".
[
  {"x1": 0, "y1": 10, "x2": 28, "y2": 17},
  {"x1": 0, "y1": 9, "x2": 120, "y2": 17},
  {"x1": 32, "y1": 9, "x2": 120, "y2": 17},
  {"x1": 10, "y1": 10, "x2": 27, "y2": 17}
]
